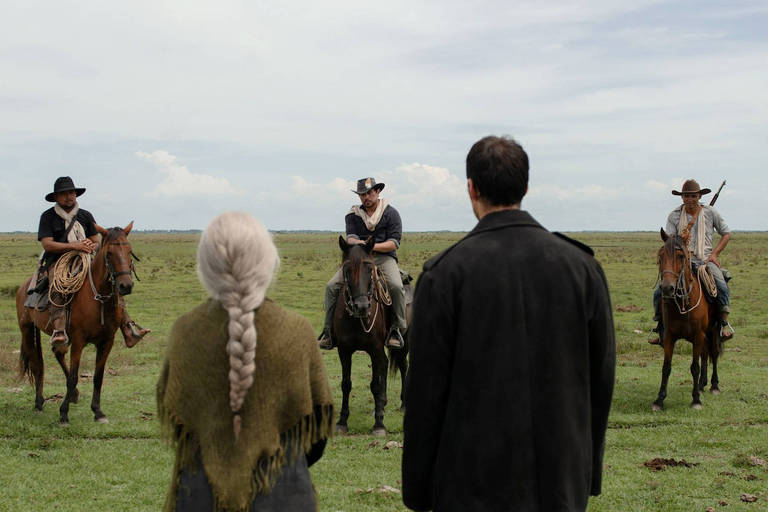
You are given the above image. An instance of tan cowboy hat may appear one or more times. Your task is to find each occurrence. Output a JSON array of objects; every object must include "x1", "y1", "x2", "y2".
[
  {"x1": 672, "y1": 179, "x2": 711, "y2": 196},
  {"x1": 352, "y1": 177, "x2": 385, "y2": 195}
]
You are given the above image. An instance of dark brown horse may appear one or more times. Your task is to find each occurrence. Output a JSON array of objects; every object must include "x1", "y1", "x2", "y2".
[
  {"x1": 652, "y1": 228, "x2": 722, "y2": 411},
  {"x1": 16, "y1": 222, "x2": 140, "y2": 424},
  {"x1": 332, "y1": 236, "x2": 409, "y2": 436}
]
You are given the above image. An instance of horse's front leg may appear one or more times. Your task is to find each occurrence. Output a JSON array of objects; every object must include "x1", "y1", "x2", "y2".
[
  {"x1": 652, "y1": 337, "x2": 675, "y2": 411},
  {"x1": 59, "y1": 338, "x2": 84, "y2": 425},
  {"x1": 336, "y1": 348, "x2": 352, "y2": 434},
  {"x1": 690, "y1": 342, "x2": 703, "y2": 409},
  {"x1": 370, "y1": 348, "x2": 388, "y2": 436},
  {"x1": 91, "y1": 337, "x2": 115, "y2": 423}
]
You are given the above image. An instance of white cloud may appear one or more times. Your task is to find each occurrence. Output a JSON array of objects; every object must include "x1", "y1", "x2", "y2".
[
  {"x1": 394, "y1": 163, "x2": 465, "y2": 199},
  {"x1": 138, "y1": 151, "x2": 243, "y2": 197},
  {"x1": 528, "y1": 184, "x2": 623, "y2": 201}
]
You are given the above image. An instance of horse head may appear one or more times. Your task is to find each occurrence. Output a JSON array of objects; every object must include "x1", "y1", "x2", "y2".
[
  {"x1": 338, "y1": 235, "x2": 376, "y2": 318},
  {"x1": 95, "y1": 221, "x2": 136, "y2": 296},
  {"x1": 658, "y1": 228, "x2": 689, "y2": 299}
]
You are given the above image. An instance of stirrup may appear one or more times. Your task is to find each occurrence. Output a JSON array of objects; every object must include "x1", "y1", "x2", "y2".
[
  {"x1": 387, "y1": 329, "x2": 404, "y2": 349},
  {"x1": 50, "y1": 330, "x2": 69, "y2": 348},
  {"x1": 126, "y1": 321, "x2": 149, "y2": 340},
  {"x1": 720, "y1": 322, "x2": 735, "y2": 340},
  {"x1": 317, "y1": 330, "x2": 334, "y2": 350}
]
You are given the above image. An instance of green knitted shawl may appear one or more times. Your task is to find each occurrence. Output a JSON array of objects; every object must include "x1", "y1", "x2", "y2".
[{"x1": 157, "y1": 298, "x2": 334, "y2": 512}]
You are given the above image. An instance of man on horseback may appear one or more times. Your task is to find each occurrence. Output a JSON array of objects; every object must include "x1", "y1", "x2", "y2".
[
  {"x1": 649, "y1": 179, "x2": 733, "y2": 345},
  {"x1": 317, "y1": 177, "x2": 406, "y2": 350},
  {"x1": 35, "y1": 176, "x2": 150, "y2": 347}
]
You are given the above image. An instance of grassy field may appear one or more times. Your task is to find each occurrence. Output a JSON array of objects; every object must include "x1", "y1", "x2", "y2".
[{"x1": 1, "y1": 231, "x2": 767, "y2": 511}]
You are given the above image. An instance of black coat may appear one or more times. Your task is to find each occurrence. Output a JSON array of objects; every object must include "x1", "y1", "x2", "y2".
[{"x1": 402, "y1": 210, "x2": 615, "y2": 512}]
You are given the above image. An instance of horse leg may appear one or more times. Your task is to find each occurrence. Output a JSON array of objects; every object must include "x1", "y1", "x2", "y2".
[
  {"x1": 91, "y1": 338, "x2": 114, "y2": 423},
  {"x1": 20, "y1": 323, "x2": 45, "y2": 411},
  {"x1": 710, "y1": 356, "x2": 720, "y2": 394},
  {"x1": 54, "y1": 349, "x2": 78, "y2": 405},
  {"x1": 396, "y1": 349, "x2": 408, "y2": 412},
  {"x1": 370, "y1": 349, "x2": 388, "y2": 436},
  {"x1": 699, "y1": 351, "x2": 709, "y2": 392},
  {"x1": 59, "y1": 340, "x2": 84, "y2": 425},
  {"x1": 690, "y1": 343, "x2": 703, "y2": 410},
  {"x1": 652, "y1": 338, "x2": 674, "y2": 411},
  {"x1": 336, "y1": 348, "x2": 352, "y2": 434}
]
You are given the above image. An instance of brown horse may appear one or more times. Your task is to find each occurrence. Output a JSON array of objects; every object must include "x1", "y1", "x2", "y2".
[
  {"x1": 332, "y1": 236, "x2": 409, "y2": 436},
  {"x1": 16, "y1": 222, "x2": 139, "y2": 424},
  {"x1": 652, "y1": 228, "x2": 722, "y2": 411}
]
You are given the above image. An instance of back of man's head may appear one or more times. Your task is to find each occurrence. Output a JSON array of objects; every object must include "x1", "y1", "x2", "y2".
[{"x1": 466, "y1": 135, "x2": 529, "y2": 206}]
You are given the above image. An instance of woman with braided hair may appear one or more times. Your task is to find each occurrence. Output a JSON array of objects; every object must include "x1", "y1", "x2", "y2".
[{"x1": 157, "y1": 212, "x2": 334, "y2": 512}]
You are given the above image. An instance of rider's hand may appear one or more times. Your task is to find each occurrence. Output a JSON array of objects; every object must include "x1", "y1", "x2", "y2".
[
  {"x1": 705, "y1": 254, "x2": 721, "y2": 267},
  {"x1": 75, "y1": 239, "x2": 95, "y2": 254}
]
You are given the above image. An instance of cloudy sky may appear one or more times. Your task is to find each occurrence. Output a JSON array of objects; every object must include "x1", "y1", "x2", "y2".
[{"x1": 1, "y1": 0, "x2": 766, "y2": 232}]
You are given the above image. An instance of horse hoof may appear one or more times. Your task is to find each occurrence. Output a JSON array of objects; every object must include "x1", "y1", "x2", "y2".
[
  {"x1": 59, "y1": 421, "x2": 70, "y2": 427},
  {"x1": 372, "y1": 427, "x2": 387, "y2": 437},
  {"x1": 651, "y1": 403, "x2": 663, "y2": 412},
  {"x1": 710, "y1": 388, "x2": 720, "y2": 395},
  {"x1": 335, "y1": 424, "x2": 348, "y2": 435},
  {"x1": 399, "y1": 406, "x2": 406, "y2": 413},
  {"x1": 691, "y1": 403, "x2": 703, "y2": 410},
  {"x1": 95, "y1": 417, "x2": 109, "y2": 424}
]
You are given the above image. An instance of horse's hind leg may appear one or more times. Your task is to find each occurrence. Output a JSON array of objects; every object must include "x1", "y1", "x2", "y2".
[
  {"x1": 336, "y1": 348, "x2": 352, "y2": 434},
  {"x1": 20, "y1": 324, "x2": 45, "y2": 411},
  {"x1": 710, "y1": 356, "x2": 720, "y2": 394},
  {"x1": 395, "y1": 349, "x2": 408, "y2": 412},
  {"x1": 699, "y1": 352, "x2": 709, "y2": 392},
  {"x1": 370, "y1": 349, "x2": 388, "y2": 436},
  {"x1": 91, "y1": 338, "x2": 114, "y2": 423}
]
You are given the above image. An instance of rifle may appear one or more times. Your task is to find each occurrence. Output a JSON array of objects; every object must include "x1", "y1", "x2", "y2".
[{"x1": 709, "y1": 180, "x2": 726, "y2": 206}]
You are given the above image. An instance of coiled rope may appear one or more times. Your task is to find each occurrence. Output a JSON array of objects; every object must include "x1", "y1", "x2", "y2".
[
  {"x1": 49, "y1": 251, "x2": 90, "y2": 307},
  {"x1": 698, "y1": 265, "x2": 718, "y2": 298}
]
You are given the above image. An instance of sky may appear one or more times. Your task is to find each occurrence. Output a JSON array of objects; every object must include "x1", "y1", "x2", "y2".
[{"x1": 1, "y1": 0, "x2": 766, "y2": 233}]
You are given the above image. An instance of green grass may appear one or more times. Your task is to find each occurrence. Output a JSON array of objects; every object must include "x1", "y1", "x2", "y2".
[{"x1": 1, "y1": 231, "x2": 767, "y2": 511}]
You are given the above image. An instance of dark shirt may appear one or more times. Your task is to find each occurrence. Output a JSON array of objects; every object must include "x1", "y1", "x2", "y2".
[
  {"x1": 345, "y1": 203, "x2": 402, "y2": 261},
  {"x1": 37, "y1": 207, "x2": 97, "y2": 268}
]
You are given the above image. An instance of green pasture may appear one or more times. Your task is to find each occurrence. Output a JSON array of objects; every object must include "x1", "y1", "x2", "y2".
[{"x1": 1, "y1": 231, "x2": 766, "y2": 511}]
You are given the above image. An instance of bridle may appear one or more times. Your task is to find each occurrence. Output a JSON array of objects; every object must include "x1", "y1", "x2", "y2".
[
  {"x1": 342, "y1": 258, "x2": 391, "y2": 334},
  {"x1": 88, "y1": 235, "x2": 140, "y2": 323},
  {"x1": 658, "y1": 238, "x2": 702, "y2": 315}
]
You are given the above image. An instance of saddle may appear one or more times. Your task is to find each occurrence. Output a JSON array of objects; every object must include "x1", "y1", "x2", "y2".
[
  {"x1": 24, "y1": 269, "x2": 50, "y2": 311},
  {"x1": 400, "y1": 269, "x2": 414, "y2": 305},
  {"x1": 690, "y1": 262, "x2": 731, "y2": 304}
]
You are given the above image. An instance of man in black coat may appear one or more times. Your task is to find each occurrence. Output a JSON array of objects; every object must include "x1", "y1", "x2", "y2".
[{"x1": 402, "y1": 136, "x2": 616, "y2": 512}]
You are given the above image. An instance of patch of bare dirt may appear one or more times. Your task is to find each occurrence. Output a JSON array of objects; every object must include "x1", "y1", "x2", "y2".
[{"x1": 643, "y1": 457, "x2": 699, "y2": 471}]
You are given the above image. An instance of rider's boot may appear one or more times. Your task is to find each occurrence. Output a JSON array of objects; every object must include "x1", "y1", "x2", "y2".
[
  {"x1": 386, "y1": 327, "x2": 405, "y2": 349},
  {"x1": 50, "y1": 305, "x2": 69, "y2": 348},
  {"x1": 647, "y1": 306, "x2": 663, "y2": 346},
  {"x1": 120, "y1": 301, "x2": 150, "y2": 348},
  {"x1": 317, "y1": 328, "x2": 334, "y2": 350},
  {"x1": 719, "y1": 311, "x2": 734, "y2": 341}
]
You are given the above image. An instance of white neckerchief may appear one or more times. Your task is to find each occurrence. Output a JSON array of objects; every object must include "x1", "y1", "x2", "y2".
[
  {"x1": 54, "y1": 201, "x2": 86, "y2": 242},
  {"x1": 677, "y1": 204, "x2": 706, "y2": 260},
  {"x1": 349, "y1": 198, "x2": 389, "y2": 231}
]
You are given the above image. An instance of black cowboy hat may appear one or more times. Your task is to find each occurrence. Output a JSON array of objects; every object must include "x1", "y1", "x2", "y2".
[
  {"x1": 351, "y1": 177, "x2": 385, "y2": 195},
  {"x1": 46, "y1": 176, "x2": 86, "y2": 202},
  {"x1": 672, "y1": 179, "x2": 711, "y2": 196}
]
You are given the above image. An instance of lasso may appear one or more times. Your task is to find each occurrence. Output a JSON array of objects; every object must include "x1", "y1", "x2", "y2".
[{"x1": 48, "y1": 251, "x2": 91, "y2": 307}]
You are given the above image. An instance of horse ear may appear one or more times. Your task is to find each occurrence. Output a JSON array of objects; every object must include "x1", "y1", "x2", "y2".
[
  {"x1": 95, "y1": 224, "x2": 108, "y2": 237},
  {"x1": 364, "y1": 236, "x2": 375, "y2": 253},
  {"x1": 338, "y1": 235, "x2": 349, "y2": 252},
  {"x1": 123, "y1": 220, "x2": 134, "y2": 235},
  {"x1": 660, "y1": 228, "x2": 668, "y2": 242}
]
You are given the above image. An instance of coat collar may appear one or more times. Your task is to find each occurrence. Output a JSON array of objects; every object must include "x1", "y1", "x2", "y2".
[{"x1": 467, "y1": 209, "x2": 545, "y2": 239}]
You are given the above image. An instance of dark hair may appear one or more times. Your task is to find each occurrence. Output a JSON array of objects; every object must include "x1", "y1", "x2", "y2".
[{"x1": 466, "y1": 135, "x2": 529, "y2": 206}]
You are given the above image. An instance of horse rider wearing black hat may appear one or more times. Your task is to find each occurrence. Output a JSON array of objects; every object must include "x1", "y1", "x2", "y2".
[
  {"x1": 648, "y1": 178, "x2": 733, "y2": 345},
  {"x1": 36, "y1": 176, "x2": 150, "y2": 347},
  {"x1": 317, "y1": 177, "x2": 407, "y2": 350}
]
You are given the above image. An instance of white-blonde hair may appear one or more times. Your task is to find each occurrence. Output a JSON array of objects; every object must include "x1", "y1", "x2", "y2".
[{"x1": 197, "y1": 211, "x2": 279, "y2": 439}]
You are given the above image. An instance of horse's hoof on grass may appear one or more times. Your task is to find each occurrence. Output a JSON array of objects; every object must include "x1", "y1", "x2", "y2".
[
  {"x1": 96, "y1": 417, "x2": 109, "y2": 424},
  {"x1": 710, "y1": 388, "x2": 720, "y2": 395},
  {"x1": 371, "y1": 427, "x2": 387, "y2": 437},
  {"x1": 59, "y1": 421, "x2": 70, "y2": 427},
  {"x1": 651, "y1": 403, "x2": 663, "y2": 412},
  {"x1": 691, "y1": 403, "x2": 703, "y2": 410},
  {"x1": 399, "y1": 406, "x2": 405, "y2": 413},
  {"x1": 335, "y1": 424, "x2": 348, "y2": 435}
]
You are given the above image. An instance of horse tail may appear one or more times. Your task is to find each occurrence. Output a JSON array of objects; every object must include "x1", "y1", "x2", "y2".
[{"x1": 18, "y1": 324, "x2": 40, "y2": 382}]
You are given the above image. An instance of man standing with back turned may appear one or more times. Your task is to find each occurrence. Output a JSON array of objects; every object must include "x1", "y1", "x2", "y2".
[{"x1": 402, "y1": 136, "x2": 616, "y2": 512}]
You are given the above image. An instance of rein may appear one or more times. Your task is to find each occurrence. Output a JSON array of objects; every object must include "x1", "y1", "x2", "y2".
[
  {"x1": 343, "y1": 263, "x2": 392, "y2": 333},
  {"x1": 88, "y1": 239, "x2": 138, "y2": 325},
  {"x1": 659, "y1": 242, "x2": 703, "y2": 315}
]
